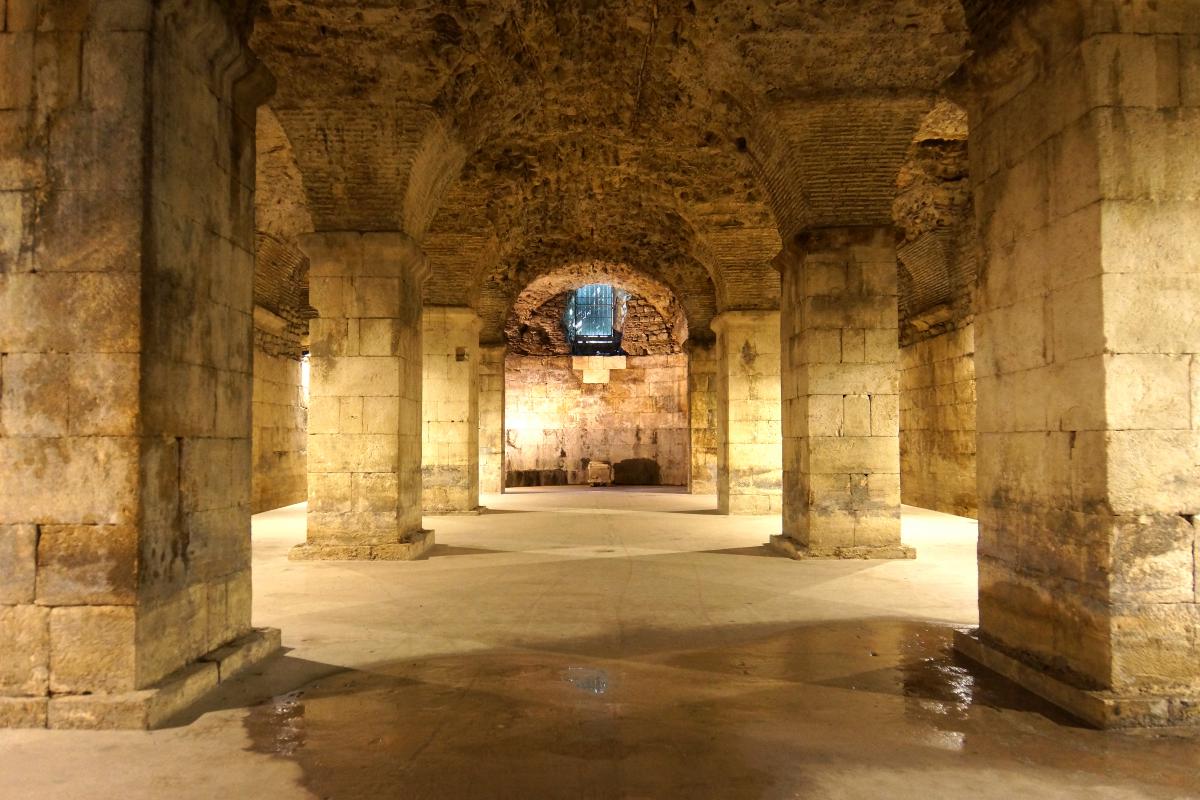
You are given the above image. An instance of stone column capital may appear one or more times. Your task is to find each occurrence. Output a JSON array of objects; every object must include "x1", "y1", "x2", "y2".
[
  {"x1": 299, "y1": 231, "x2": 429, "y2": 284},
  {"x1": 709, "y1": 309, "x2": 781, "y2": 334},
  {"x1": 793, "y1": 225, "x2": 897, "y2": 250},
  {"x1": 423, "y1": 305, "x2": 482, "y2": 331}
]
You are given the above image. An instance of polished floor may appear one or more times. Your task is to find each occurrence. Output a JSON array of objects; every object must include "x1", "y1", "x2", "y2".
[{"x1": 2, "y1": 487, "x2": 1198, "y2": 799}]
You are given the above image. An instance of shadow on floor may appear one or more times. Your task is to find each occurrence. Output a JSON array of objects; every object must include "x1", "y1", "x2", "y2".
[
  {"x1": 698, "y1": 544, "x2": 787, "y2": 558},
  {"x1": 151, "y1": 618, "x2": 1188, "y2": 800},
  {"x1": 420, "y1": 544, "x2": 506, "y2": 559}
]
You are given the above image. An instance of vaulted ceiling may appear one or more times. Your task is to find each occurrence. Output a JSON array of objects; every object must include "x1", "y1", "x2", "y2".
[{"x1": 249, "y1": 1, "x2": 971, "y2": 343}]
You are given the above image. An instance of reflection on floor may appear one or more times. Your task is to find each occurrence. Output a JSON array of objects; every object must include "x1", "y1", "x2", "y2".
[{"x1": 2, "y1": 487, "x2": 1197, "y2": 799}]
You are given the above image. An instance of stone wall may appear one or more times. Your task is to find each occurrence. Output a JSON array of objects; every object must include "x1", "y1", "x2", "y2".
[
  {"x1": 505, "y1": 354, "x2": 689, "y2": 486},
  {"x1": 0, "y1": 0, "x2": 269, "y2": 726},
  {"x1": 688, "y1": 343, "x2": 718, "y2": 494},
  {"x1": 251, "y1": 317, "x2": 306, "y2": 513},
  {"x1": 899, "y1": 323, "x2": 976, "y2": 517},
  {"x1": 422, "y1": 308, "x2": 480, "y2": 513},
  {"x1": 712, "y1": 311, "x2": 782, "y2": 515},
  {"x1": 892, "y1": 99, "x2": 978, "y2": 520},
  {"x1": 478, "y1": 345, "x2": 506, "y2": 494}
]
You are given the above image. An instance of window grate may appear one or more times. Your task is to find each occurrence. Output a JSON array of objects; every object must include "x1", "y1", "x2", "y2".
[
  {"x1": 564, "y1": 284, "x2": 627, "y2": 355},
  {"x1": 568, "y1": 284, "x2": 614, "y2": 339}
]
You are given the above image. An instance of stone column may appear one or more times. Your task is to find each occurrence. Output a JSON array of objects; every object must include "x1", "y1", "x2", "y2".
[
  {"x1": 687, "y1": 341, "x2": 719, "y2": 494},
  {"x1": 422, "y1": 307, "x2": 481, "y2": 514},
  {"x1": 954, "y1": 0, "x2": 1200, "y2": 727},
  {"x1": 297, "y1": 232, "x2": 433, "y2": 560},
  {"x1": 772, "y1": 228, "x2": 910, "y2": 559},
  {"x1": 710, "y1": 311, "x2": 782, "y2": 514},
  {"x1": 0, "y1": 0, "x2": 278, "y2": 729},
  {"x1": 478, "y1": 344, "x2": 507, "y2": 495}
]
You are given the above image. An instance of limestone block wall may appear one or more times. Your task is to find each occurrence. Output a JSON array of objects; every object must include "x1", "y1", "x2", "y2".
[
  {"x1": 302, "y1": 233, "x2": 426, "y2": 557},
  {"x1": 422, "y1": 308, "x2": 480, "y2": 513},
  {"x1": 712, "y1": 311, "x2": 782, "y2": 514},
  {"x1": 899, "y1": 324, "x2": 977, "y2": 517},
  {"x1": 478, "y1": 345, "x2": 506, "y2": 494},
  {"x1": 505, "y1": 354, "x2": 689, "y2": 486},
  {"x1": 251, "y1": 325, "x2": 307, "y2": 513},
  {"x1": 0, "y1": 0, "x2": 268, "y2": 726},
  {"x1": 688, "y1": 343, "x2": 718, "y2": 494},
  {"x1": 136, "y1": 5, "x2": 263, "y2": 688},
  {"x1": 967, "y1": 0, "x2": 1200, "y2": 713}
]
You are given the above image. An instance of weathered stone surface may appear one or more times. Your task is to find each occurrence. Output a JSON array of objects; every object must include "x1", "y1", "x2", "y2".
[
  {"x1": 0, "y1": 524, "x2": 37, "y2": 604},
  {"x1": 779, "y1": 228, "x2": 904, "y2": 554},
  {"x1": 711, "y1": 311, "x2": 782, "y2": 514},
  {"x1": 200, "y1": 627, "x2": 281, "y2": 682},
  {"x1": 0, "y1": 0, "x2": 270, "y2": 728},
  {"x1": 958, "y1": 0, "x2": 1200, "y2": 724},
  {"x1": 251, "y1": 311, "x2": 307, "y2": 513},
  {"x1": 49, "y1": 605, "x2": 135, "y2": 694},
  {"x1": 900, "y1": 323, "x2": 977, "y2": 517},
  {"x1": 423, "y1": 308, "x2": 481, "y2": 513},
  {"x1": 505, "y1": 354, "x2": 690, "y2": 488},
  {"x1": 478, "y1": 344, "x2": 506, "y2": 495},
  {"x1": 36, "y1": 524, "x2": 137, "y2": 605},
  {"x1": 0, "y1": 437, "x2": 139, "y2": 526},
  {"x1": 0, "y1": 696, "x2": 47, "y2": 728},
  {"x1": 302, "y1": 232, "x2": 426, "y2": 553},
  {"x1": 0, "y1": 605, "x2": 48, "y2": 696},
  {"x1": 290, "y1": 530, "x2": 435, "y2": 562},
  {"x1": 688, "y1": 342, "x2": 719, "y2": 494}
]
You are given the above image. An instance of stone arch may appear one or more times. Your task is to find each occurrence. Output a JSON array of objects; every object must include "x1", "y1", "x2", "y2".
[
  {"x1": 479, "y1": 251, "x2": 716, "y2": 346},
  {"x1": 892, "y1": 97, "x2": 973, "y2": 323},
  {"x1": 505, "y1": 261, "x2": 689, "y2": 351}
]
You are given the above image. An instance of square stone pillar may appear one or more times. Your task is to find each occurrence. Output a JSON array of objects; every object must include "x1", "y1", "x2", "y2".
[
  {"x1": 0, "y1": 1, "x2": 278, "y2": 729},
  {"x1": 687, "y1": 340, "x2": 719, "y2": 494},
  {"x1": 772, "y1": 227, "x2": 911, "y2": 560},
  {"x1": 297, "y1": 232, "x2": 433, "y2": 560},
  {"x1": 710, "y1": 311, "x2": 782, "y2": 514},
  {"x1": 422, "y1": 307, "x2": 481, "y2": 514},
  {"x1": 954, "y1": 0, "x2": 1200, "y2": 727},
  {"x1": 478, "y1": 344, "x2": 507, "y2": 495}
]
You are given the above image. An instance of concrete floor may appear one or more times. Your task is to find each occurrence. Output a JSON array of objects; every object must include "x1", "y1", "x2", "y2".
[{"x1": 2, "y1": 487, "x2": 1198, "y2": 799}]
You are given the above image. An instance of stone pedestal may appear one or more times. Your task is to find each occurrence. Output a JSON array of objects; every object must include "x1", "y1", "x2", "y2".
[
  {"x1": 711, "y1": 311, "x2": 783, "y2": 515},
  {"x1": 959, "y1": 0, "x2": 1200, "y2": 727},
  {"x1": 0, "y1": 0, "x2": 278, "y2": 728},
  {"x1": 297, "y1": 232, "x2": 431, "y2": 559},
  {"x1": 478, "y1": 344, "x2": 507, "y2": 495},
  {"x1": 773, "y1": 227, "x2": 910, "y2": 559},
  {"x1": 422, "y1": 307, "x2": 481, "y2": 514}
]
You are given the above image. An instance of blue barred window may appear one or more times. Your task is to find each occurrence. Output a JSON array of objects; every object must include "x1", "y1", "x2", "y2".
[{"x1": 564, "y1": 284, "x2": 626, "y2": 354}]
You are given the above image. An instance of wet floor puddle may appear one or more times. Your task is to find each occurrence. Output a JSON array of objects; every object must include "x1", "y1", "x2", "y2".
[{"x1": 244, "y1": 619, "x2": 1200, "y2": 799}]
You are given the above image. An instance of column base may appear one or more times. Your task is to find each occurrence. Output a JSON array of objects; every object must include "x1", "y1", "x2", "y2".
[
  {"x1": 721, "y1": 494, "x2": 783, "y2": 515},
  {"x1": 0, "y1": 627, "x2": 282, "y2": 730},
  {"x1": 289, "y1": 529, "x2": 436, "y2": 561},
  {"x1": 954, "y1": 629, "x2": 1200, "y2": 729},
  {"x1": 425, "y1": 506, "x2": 485, "y2": 516},
  {"x1": 768, "y1": 534, "x2": 915, "y2": 560}
]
